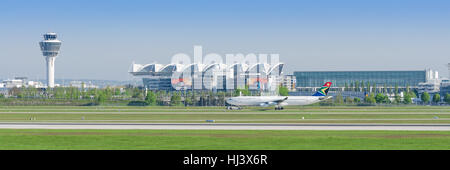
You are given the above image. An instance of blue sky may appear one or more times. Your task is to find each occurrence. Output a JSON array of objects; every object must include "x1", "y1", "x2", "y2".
[{"x1": 0, "y1": 0, "x2": 449, "y2": 80}]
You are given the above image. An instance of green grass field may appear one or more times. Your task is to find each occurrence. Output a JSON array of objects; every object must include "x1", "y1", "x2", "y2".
[
  {"x1": 0, "y1": 129, "x2": 449, "y2": 150},
  {"x1": 0, "y1": 105, "x2": 449, "y2": 123}
]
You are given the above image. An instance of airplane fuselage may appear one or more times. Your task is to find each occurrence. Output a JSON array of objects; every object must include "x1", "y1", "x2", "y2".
[{"x1": 226, "y1": 96, "x2": 328, "y2": 107}]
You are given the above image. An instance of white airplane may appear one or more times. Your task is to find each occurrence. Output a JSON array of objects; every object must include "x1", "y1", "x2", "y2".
[{"x1": 226, "y1": 82, "x2": 333, "y2": 110}]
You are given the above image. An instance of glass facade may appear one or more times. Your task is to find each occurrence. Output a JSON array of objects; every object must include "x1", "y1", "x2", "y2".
[
  {"x1": 441, "y1": 80, "x2": 450, "y2": 97},
  {"x1": 142, "y1": 77, "x2": 173, "y2": 90},
  {"x1": 294, "y1": 71, "x2": 427, "y2": 87},
  {"x1": 39, "y1": 33, "x2": 62, "y2": 58},
  {"x1": 44, "y1": 34, "x2": 57, "y2": 40}
]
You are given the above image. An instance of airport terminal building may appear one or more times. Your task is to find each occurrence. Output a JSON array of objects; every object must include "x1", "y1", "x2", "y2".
[
  {"x1": 293, "y1": 69, "x2": 439, "y2": 92},
  {"x1": 130, "y1": 62, "x2": 284, "y2": 92}
]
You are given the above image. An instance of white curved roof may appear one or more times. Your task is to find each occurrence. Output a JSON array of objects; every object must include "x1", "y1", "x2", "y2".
[
  {"x1": 45, "y1": 32, "x2": 57, "y2": 35},
  {"x1": 267, "y1": 63, "x2": 284, "y2": 75},
  {"x1": 131, "y1": 62, "x2": 284, "y2": 75},
  {"x1": 227, "y1": 63, "x2": 249, "y2": 72},
  {"x1": 160, "y1": 63, "x2": 185, "y2": 72},
  {"x1": 140, "y1": 64, "x2": 163, "y2": 72},
  {"x1": 247, "y1": 63, "x2": 271, "y2": 74},
  {"x1": 182, "y1": 63, "x2": 207, "y2": 73},
  {"x1": 203, "y1": 63, "x2": 227, "y2": 72}
]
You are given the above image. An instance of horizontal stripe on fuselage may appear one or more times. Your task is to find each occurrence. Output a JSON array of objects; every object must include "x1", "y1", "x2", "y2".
[{"x1": 226, "y1": 96, "x2": 322, "y2": 106}]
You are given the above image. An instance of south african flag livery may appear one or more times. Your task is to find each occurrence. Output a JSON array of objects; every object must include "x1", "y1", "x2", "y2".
[{"x1": 312, "y1": 82, "x2": 332, "y2": 96}]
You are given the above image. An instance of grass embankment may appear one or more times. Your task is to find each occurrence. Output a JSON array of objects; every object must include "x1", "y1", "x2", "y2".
[
  {"x1": 0, "y1": 129, "x2": 449, "y2": 150},
  {"x1": 0, "y1": 106, "x2": 449, "y2": 123},
  {"x1": 0, "y1": 106, "x2": 449, "y2": 150},
  {"x1": 2, "y1": 113, "x2": 450, "y2": 123},
  {"x1": 0, "y1": 98, "x2": 131, "y2": 106}
]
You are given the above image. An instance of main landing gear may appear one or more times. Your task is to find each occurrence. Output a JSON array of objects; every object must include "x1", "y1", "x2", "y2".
[
  {"x1": 275, "y1": 106, "x2": 284, "y2": 110},
  {"x1": 227, "y1": 106, "x2": 242, "y2": 110}
]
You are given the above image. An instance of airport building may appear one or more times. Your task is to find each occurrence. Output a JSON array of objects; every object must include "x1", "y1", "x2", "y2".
[
  {"x1": 281, "y1": 75, "x2": 296, "y2": 91},
  {"x1": 39, "y1": 32, "x2": 62, "y2": 88},
  {"x1": 129, "y1": 62, "x2": 284, "y2": 92},
  {"x1": 294, "y1": 70, "x2": 439, "y2": 92},
  {"x1": 69, "y1": 81, "x2": 98, "y2": 89},
  {"x1": 440, "y1": 63, "x2": 450, "y2": 97},
  {"x1": 440, "y1": 79, "x2": 450, "y2": 96},
  {"x1": 0, "y1": 77, "x2": 45, "y2": 89}
]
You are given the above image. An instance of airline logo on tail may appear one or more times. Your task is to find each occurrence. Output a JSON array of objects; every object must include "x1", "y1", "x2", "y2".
[{"x1": 312, "y1": 82, "x2": 332, "y2": 96}]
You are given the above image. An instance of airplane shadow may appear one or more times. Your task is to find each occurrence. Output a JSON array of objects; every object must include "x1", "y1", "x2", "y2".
[{"x1": 255, "y1": 108, "x2": 272, "y2": 111}]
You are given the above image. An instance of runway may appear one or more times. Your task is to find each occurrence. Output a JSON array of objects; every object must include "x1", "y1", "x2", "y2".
[{"x1": 1, "y1": 122, "x2": 450, "y2": 131}]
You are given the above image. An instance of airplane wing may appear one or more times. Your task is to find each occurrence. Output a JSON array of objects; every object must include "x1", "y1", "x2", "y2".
[
  {"x1": 318, "y1": 96, "x2": 333, "y2": 100},
  {"x1": 274, "y1": 97, "x2": 288, "y2": 104},
  {"x1": 259, "y1": 97, "x2": 288, "y2": 107}
]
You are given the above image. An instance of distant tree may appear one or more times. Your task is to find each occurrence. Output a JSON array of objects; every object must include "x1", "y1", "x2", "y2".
[
  {"x1": 234, "y1": 85, "x2": 251, "y2": 96},
  {"x1": 373, "y1": 83, "x2": 377, "y2": 93},
  {"x1": 353, "y1": 97, "x2": 361, "y2": 103},
  {"x1": 409, "y1": 91, "x2": 417, "y2": 98},
  {"x1": 375, "y1": 93, "x2": 384, "y2": 103},
  {"x1": 384, "y1": 94, "x2": 391, "y2": 103},
  {"x1": 217, "y1": 92, "x2": 226, "y2": 106},
  {"x1": 364, "y1": 93, "x2": 376, "y2": 104},
  {"x1": 344, "y1": 96, "x2": 353, "y2": 104},
  {"x1": 444, "y1": 93, "x2": 450, "y2": 104},
  {"x1": 421, "y1": 92, "x2": 430, "y2": 104},
  {"x1": 114, "y1": 88, "x2": 121, "y2": 96},
  {"x1": 394, "y1": 83, "x2": 399, "y2": 94},
  {"x1": 131, "y1": 87, "x2": 144, "y2": 99},
  {"x1": 170, "y1": 92, "x2": 182, "y2": 106},
  {"x1": 361, "y1": 81, "x2": 365, "y2": 92},
  {"x1": 375, "y1": 93, "x2": 390, "y2": 104},
  {"x1": 70, "y1": 87, "x2": 79, "y2": 99},
  {"x1": 207, "y1": 92, "x2": 216, "y2": 106},
  {"x1": 156, "y1": 91, "x2": 165, "y2": 106},
  {"x1": 184, "y1": 95, "x2": 192, "y2": 106},
  {"x1": 278, "y1": 86, "x2": 289, "y2": 96},
  {"x1": 355, "y1": 81, "x2": 360, "y2": 92},
  {"x1": 190, "y1": 92, "x2": 198, "y2": 106},
  {"x1": 183, "y1": 91, "x2": 192, "y2": 106},
  {"x1": 394, "y1": 93, "x2": 401, "y2": 104},
  {"x1": 334, "y1": 93, "x2": 344, "y2": 104},
  {"x1": 123, "y1": 87, "x2": 131, "y2": 97},
  {"x1": 432, "y1": 94, "x2": 441, "y2": 104},
  {"x1": 96, "y1": 93, "x2": 106, "y2": 105},
  {"x1": 403, "y1": 93, "x2": 412, "y2": 104},
  {"x1": 199, "y1": 92, "x2": 207, "y2": 106},
  {"x1": 16, "y1": 93, "x2": 24, "y2": 98},
  {"x1": 0, "y1": 93, "x2": 4, "y2": 98}
]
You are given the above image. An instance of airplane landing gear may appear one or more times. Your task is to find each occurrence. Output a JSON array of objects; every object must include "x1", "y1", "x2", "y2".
[
  {"x1": 275, "y1": 106, "x2": 284, "y2": 110},
  {"x1": 227, "y1": 106, "x2": 241, "y2": 110}
]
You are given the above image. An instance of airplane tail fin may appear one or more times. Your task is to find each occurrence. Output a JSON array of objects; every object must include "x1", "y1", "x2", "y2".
[{"x1": 312, "y1": 82, "x2": 332, "y2": 96}]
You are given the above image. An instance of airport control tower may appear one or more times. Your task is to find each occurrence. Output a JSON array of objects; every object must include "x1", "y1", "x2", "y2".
[{"x1": 39, "y1": 32, "x2": 62, "y2": 88}]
